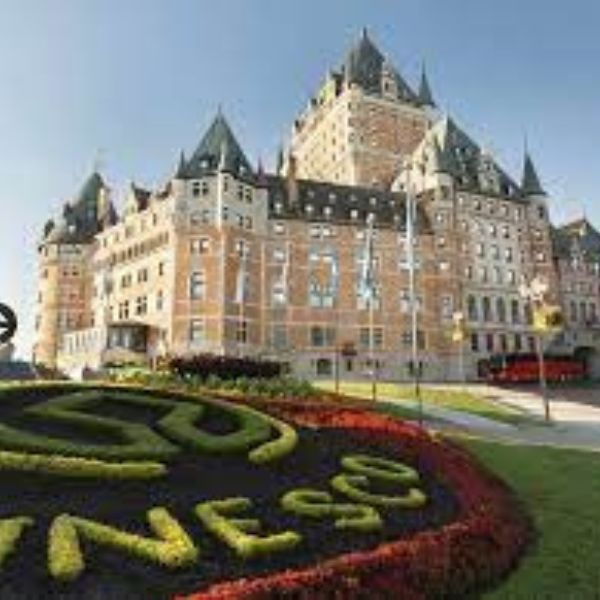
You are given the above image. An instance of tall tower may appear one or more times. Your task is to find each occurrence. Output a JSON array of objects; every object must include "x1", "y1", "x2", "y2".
[
  {"x1": 34, "y1": 172, "x2": 113, "y2": 368},
  {"x1": 287, "y1": 29, "x2": 434, "y2": 190}
]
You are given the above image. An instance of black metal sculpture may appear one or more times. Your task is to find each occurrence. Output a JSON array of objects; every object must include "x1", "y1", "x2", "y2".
[{"x1": 0, "y1": 303, "x2": 17, "y2": 345}]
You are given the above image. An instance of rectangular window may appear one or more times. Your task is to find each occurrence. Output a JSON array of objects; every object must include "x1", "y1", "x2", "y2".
[
  {"x1": 236, "y1": 320, "x2": 248, "y2": 343},
  {"x1": 189, "y1": 319, "x2": 205, "y2": 342},
  {"x1": 190, "y1": 238, "x2": 210, "y2": 254},
  {"x1": 359, "y1": 327, "x2": 384, "y2": 349},
  {"x1": 189, "y1": 271, "x2": 206, "y2": 300},
  {"x1": 311, "y1": 326, "x2": 335, "y2": 347},
  {"x1": 135, "y1": 296, "x2": 148, "y2": 316}
]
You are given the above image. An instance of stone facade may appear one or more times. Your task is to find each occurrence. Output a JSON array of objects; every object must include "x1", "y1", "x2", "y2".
[{"x1": 33, "y1": 30, "x2": 600, "y2": 380}]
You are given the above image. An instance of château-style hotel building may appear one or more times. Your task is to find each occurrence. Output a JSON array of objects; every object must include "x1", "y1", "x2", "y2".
[{"x1": 34, "y1": 30, "x2": 600, "y2": 380}]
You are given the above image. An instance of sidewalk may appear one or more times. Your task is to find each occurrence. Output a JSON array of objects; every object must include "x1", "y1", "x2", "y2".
[{"x1": 379, "y1": 386, "x2": 600, "y2": 452}]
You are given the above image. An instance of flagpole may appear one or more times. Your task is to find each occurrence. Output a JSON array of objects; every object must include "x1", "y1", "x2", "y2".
[
  {"x1": 365, "y1": 214, "x2": 377, "y2": 402},
  {"x1": 406, "y1": 166, "x2": 423, "y2": 425}
]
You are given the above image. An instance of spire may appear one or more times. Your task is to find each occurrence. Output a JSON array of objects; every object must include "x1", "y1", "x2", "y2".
[
  {"x1": 175, "y1": 150, "x2": 187, "y2": 179},
  {"x1": 430, "y1": 135, "x2": 450, "y2": 174},
  {"x1": 276, "y1": 146, "x2": 284, "y2": 175},
  {"x1": 521, "y1": 151, "x2": 546, "y2": 197},
  {"x1": 418, "y1": 63, "x2": 436, "y2": 107},
  {"x1": 186, "y1": 111, "x2": 253, "y2": 178}
]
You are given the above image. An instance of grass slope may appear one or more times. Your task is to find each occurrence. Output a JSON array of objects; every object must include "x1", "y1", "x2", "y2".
[
  {"x1": 462, "y1": 437, "x2": 600, "y2": 600},
  {"x1": 315, "y1": 381, "x2": 528, "y2": 424}
]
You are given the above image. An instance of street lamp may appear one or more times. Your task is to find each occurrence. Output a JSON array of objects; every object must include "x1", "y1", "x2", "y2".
[{"x1": 519, "y1": 275, "x2": 551, "y2": 422}]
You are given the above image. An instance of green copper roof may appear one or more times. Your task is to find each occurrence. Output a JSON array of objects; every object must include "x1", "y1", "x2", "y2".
[
  {"x1": 521, "y1": 152, "x2": 546, "y2": 197},
  {"x1": 185, "y1": 112, "x2": 254, "y2": 179}
]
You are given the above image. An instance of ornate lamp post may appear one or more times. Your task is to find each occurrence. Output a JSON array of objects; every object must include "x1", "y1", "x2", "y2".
[{"x1": 518, "y1": 275, "x2": 561, "y2": 422}]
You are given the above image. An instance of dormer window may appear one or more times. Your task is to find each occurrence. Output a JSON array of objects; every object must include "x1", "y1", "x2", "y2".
[
  {"x1": 324, "y1": 206, "x2": 332, "y2": 219},
  {"x1": 369, "y1": 197, "x2": 377, "y2": 207},
  {"x1": 328, "y1": 192, "x2": 336, "y2": 202},
  {"x1": 200, "y1": 159, "x2": 209, "y2": 169},
  {"x1": 350, "y1": 209, "x2": 358, "y2": 220},
  {"x1": 305, "y1": 204, "x2": 314, "y2": 215}
]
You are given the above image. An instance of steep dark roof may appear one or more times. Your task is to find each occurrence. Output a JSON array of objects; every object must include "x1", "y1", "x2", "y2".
[
  {"x1": 435, "y1": 117, "x2": 522, "y2": 199},
  {"x1": 521, "y1": 152, "x2": 546, "y2": 197},
  {"x1": 342, "y1": 29, "x2": 419, "y2": 103},
  {"x1": 43, "y1": 171, "x2": 108, "y2": 244},
  {"x1": 553, "y1": 218, "x2": 600, "y2": 260},
  {"x1": 265, "y1": 174, "x2": 432, "y2": 232},
  {"x1": 182, "y1": 112, "x2": 254, "y2": 180},
  {"x1": 418, "y1": 66, "x2": 436, "y2": 107}
]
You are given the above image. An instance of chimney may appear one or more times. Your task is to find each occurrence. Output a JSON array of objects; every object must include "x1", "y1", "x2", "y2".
[{"x1": 286, "y1": 152, "x2": 299, "y2": 206}]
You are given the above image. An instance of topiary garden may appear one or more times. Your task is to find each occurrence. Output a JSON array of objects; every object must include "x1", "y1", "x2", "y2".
[{"x1": 0, "y1": 384, "x2": 531, "y2": 599}]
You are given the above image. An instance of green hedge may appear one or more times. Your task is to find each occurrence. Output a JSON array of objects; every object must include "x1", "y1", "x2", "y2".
[
  {"x1": 48, "y1": 508, "x2": 198, "y2": 582},
  {"x1": 280, "y1": 489, "x2": 382, "y2": 532},
  {"x1": 341, "y1": 454, "x2": 421, "y2": 485},
  {"x1": 0, "y1": 517, "x2": 33, "y2": 569},
  {"x1": 0, "y1": 449, "x2": 165, "y2": 479},
  {"x1": 195, "y1": 497, "x2": 301, "y2": 560},
  {"x1": 0, "y1": 390, "x2": 179, "y2": 461},
  {"x1": 331, "y1": 473, "x2": 427, "y2": 508},
  {"x1": 0, "y1": 389, "x2": 298, "y2": 465}
]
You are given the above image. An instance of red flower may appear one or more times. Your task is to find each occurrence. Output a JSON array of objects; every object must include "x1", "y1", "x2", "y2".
[{"x1": 177, "y1": 404, "x2": 531, "y2": 600}]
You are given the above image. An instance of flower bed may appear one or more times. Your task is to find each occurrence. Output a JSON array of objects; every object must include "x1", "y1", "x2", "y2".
[
  {"x1": 183, "y1": 403, "x2": 532, "y2": 600},
  {"x1": 0, "y1": 385, "x2": 530, "y2": 599}
]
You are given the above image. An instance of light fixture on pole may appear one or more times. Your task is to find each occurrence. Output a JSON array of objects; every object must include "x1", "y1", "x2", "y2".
[{"x1": 519, "y1": 275, "x2": 553, "y2": 422}]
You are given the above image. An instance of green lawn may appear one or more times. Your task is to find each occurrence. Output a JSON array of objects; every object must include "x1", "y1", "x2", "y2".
[
  {"x1": 461, "y1": 437, "x2": 600, "y2": 599},
  {"x1": 314, "y1": 380, "x2": 529, "y2": 425}
]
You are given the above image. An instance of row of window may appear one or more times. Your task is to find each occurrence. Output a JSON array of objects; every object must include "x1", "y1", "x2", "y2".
[
  {"x1": 471, "y1": 332, "x2": 536, "y2": 354},
  {"x1": 115, "y1": 291, "x2": 164, "y2": 319},
  {"x1": 103, "y1": 213, "x2": 163, "y2": 247},
  {"x1": 467, "y1": 295, "x2": 529, "y2": 325}
]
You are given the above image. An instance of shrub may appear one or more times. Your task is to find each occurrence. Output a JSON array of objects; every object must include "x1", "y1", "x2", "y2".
[
  {"x1": 330, "y1": 473, "x2": 427, "y2": 508},
  {"x1": 0, "y1": 517, "x2": 33, "y2": 569},
  {"x1": 169, "y1": 354, "x2": 283, "y2": 381},
  {"x1": 49, "y1": 508, "x2": 198, "y2": 581},
  {"x1": 244, "y1": 406, "x2": 298, "y2": 465},
  {"x1": 280, "y1": 489, "x2": 382, "y2": 532},
  {"x1": 0, "y1": 449, "x2": 165, "y2": 479},
  {"x1": 195, "y1": 497, "x2": 301, "y2": 560},
  {"x1": 340, "y1": 454, "x2": 421, "y2": 485},
  {"x1": 0, "y1": 390, "x2": 179, "y2": 461}
]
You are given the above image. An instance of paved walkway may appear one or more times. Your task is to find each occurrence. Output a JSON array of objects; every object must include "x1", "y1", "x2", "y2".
[{"x1": 380, "y1": 385, "x2": 600, "y2": 452}]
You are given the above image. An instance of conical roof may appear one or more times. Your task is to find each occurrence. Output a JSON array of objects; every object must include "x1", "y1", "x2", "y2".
[
  {"x1": 521, "y1": 152, "x2": 546, "y2": 197},
  {"x1": 343, "y1": 28, "x2": 417, "y2": 101},
  {"x1": 418, "y1": 66, "x2": 435, "y2": 107},
  {"x1": 42, "y1": 170, "x2": 107, "y2": 244},
  {"x1": 185, "y1": 112, "x2": 253, "y2": 179}
]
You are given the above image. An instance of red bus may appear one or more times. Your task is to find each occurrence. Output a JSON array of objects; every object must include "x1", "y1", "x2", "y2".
[{"x1": 478, "y1": 353, "x2": 586, "y2": 384}]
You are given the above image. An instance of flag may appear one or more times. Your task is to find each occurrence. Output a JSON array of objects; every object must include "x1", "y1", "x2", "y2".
[
  {"x1": 235, "y1": 252, "x2": 248, "y2": 303},
  {"x1": 280, "y1": 242, "x2": 291, "y2": 303},
  {"x1": 359, "y1": 217, "x2": 375, "y2": 303}
]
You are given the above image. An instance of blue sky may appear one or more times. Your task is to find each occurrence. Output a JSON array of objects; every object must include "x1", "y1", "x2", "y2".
[{"x1": 0, "y1": 0, "x2": 599, "y2": 357}]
